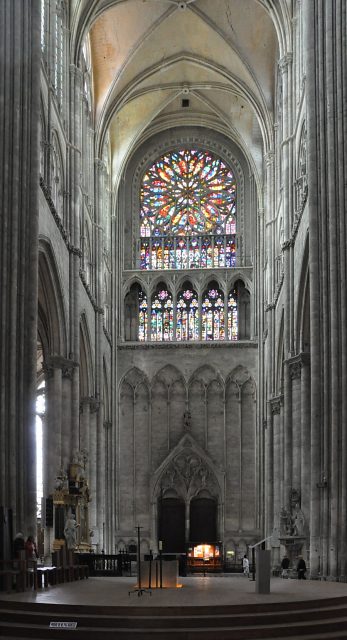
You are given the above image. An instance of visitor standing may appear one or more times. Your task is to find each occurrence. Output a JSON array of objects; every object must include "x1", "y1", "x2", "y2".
[
  {"x1": 297, "y1": 556, "x2": 306, "y2": 579},
  {"x1": 281, "y1": 554, "x2": 290, "y2": 578},
  {"x1": 243, "y1": 554, "x2": 250, "y2": 577}
]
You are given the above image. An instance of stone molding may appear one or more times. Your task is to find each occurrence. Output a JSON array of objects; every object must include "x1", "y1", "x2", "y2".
[
  {"x1": 103, "y1": 325, "x2": 113, "y2": 346},
  {"x1": 118, "y1": 340, "x2": 257, "y2": 350},
  {"x1": 40, "y1": 176, "x2": 69, "y2": 245},
  {"x1": 79, "y1": 268, "x2": 103, "y2": 314}
]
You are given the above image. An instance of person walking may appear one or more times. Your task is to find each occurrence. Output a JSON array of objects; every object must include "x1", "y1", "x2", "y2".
[
  {"x1": 243, "y1": 554, "x2": 250, "y2": 577},
  {"x1": 297, "y1": 555, "x2": 306, "y2": 579}
]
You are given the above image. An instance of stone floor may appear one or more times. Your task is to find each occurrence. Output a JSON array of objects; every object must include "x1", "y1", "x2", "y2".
[{"x1": 2, "y1": 575, "x2": 347, "y2": 608}]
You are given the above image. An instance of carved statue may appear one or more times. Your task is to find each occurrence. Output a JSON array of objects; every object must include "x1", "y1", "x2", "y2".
[
  {"x1": 198, "y1": 465, "x2": 208, "y2": 486},
  {"x1": 292, "y1": 503, "x2": 305, "y2": 536},
  {"x1": 280, "y1": 506, "x2": 292, "y2": 536},
  {"x1": 64, "y1": 508, "x2": 79, "y2": 549}
]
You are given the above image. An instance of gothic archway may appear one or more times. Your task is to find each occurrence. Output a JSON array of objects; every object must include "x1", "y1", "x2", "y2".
[{"x1": 151, "y1": 433, "x2": 224, "y2": 552}]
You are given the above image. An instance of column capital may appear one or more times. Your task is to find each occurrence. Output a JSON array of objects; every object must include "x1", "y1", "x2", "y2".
[
  {"x1": 70, "y1": 64, "x2": 83, "y2": 83},
  {"x1": 264, "y1": 150, "x2": 275, "y2": 166},
  {"x1": 285, "y1": 352, "x2": 310, "y2": 379},
  {"x1": 95, "y1": 158, "x2": 107, "y2": 173},
  {"x1": 269, "y1": 395, "x2": 283, "y2": 415},
  {"x1": 45, "y1": 356, "x2": 78, "y2": 377},
  {"x1": 281, "y1": 239, "x2": 293, "y2": 251},
  {"x1": 285, "y1": 353, "x2": 309, "y2": 379},
  {"x1": 279, "y1": 53, "x2": 293, "y2": 73},
  {"x1": 80, "y1": 396, "x2": 101, "y2": 413}
]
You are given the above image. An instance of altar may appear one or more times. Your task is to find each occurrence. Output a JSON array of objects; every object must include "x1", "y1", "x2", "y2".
[{"x1": 137, "y1": 559, "x2": 179, "y2": 588}]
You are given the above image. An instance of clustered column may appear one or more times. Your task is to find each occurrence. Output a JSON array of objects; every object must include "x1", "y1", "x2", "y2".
[
  {"x1": 0, "y1": 0, "x2": 41, "y2": 534},
  {"x1": 304, "y1": 0, "x2": 347, "y2": 578}
]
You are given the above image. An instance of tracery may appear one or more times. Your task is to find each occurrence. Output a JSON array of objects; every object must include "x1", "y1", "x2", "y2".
[{"x1": 140, "y1": 149, "x2": 236, "y2": 270}]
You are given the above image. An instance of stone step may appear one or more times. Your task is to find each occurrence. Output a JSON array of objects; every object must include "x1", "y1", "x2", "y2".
[
  {"x1": 1, "y1": 603, "x2": 347, "y2": 628},
  {"x1": 1, "y1": 596, "x2": 347, "y2": 639},
  {"x1": 0, "y1": 618, "x2": 347, "y2": 639}
]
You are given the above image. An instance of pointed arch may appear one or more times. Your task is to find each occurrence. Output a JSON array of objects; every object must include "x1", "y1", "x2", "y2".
[
  {"x1": 80, "y1": 313, "x2": 94, "y2": 397},
  {"x1": 38, "y1": 238, "x2": 68, "y2": 358},
  {"x1": 50, "y1": 129, "x2": 65, "y2": 222},
  {"x1": 296, "y1": 234, "x2": 310, "y2": 354},
  {"x1": 118, "y1": 366, "x2": 150, "y2": 534},
  {"x1": 276, "y1": 312, "x2": 285, "y2": 395}
]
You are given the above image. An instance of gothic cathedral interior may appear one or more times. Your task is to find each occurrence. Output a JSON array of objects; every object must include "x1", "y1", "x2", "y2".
[{"x1": 1, "y1": 0, "x2": 347, "y2": 580}]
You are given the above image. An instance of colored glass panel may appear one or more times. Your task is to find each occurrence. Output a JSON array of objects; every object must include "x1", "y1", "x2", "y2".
[
  {"x1": 189, "y1": 237, "x2": 200, "y2": 268},
  {"x1": 202, "y1": 287, "x2": 224, "y2": 341},
  {"x1": 151, "y1": 239, "x2": 163, "y2": 270},
  {"x1": 140, "y1": 241, "x2": 150, "y2": 269},
  {"x1": 140, "y1": 149, "x2": 236, "y2": 236},
  {"x1": 151, "y1": 289, "x2": 173, "y2": 341},
  {"x1": 138, "y1": 290, "x2": 148, "y2": 341},
  {"x1": 225, "y1": 238, "x2": 236, "y2": 267},
  {"x1": 177, "y1": 288, "x2": 199, "y2": 341},
  {"x1": 139, "y1": 149, "x2": 237, "y2": 270},
  {"x1": 176, "y1": 237, "x2": 188, "y2": 269},
  {"x1": 214, "y1": 236, "x2": 225, "y2": 267},
  {"x1": 228, "y1": 289, "x2": 238, "y2": 340}
]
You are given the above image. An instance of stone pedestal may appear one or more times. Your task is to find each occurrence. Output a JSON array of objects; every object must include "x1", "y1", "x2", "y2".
[{"x1": 279, "y1": 536, "x2": 306, "y2": 570}]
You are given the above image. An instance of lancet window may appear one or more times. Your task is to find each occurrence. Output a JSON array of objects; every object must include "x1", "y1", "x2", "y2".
[
  {"x1": 202, "y1": 285, "x2": 225, "y2": 341},
  {"x1": 228, "y1": 288, "x2": 238, "y2": 341},
  {"x1": 151, "y1": 286, "x2": 174, "y2": 342},
  {"x1": 124, "y1": 280, "x2": 251, "y2": 342},
  {"x1": 176, "y1": 285, "x2": 199, "y2": 341}
]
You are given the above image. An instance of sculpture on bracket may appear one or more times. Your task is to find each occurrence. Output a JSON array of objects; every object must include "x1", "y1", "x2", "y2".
[
  {"x1": 52, "y1": 450, "x2": 91, "y2": 552},
  {"x1": 279, "y1": 489, "x2": 307, "y2": 567}
]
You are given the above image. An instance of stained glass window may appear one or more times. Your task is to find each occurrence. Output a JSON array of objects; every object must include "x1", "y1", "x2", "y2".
[
  {"x1": 176, "y1": 286, "x2": 199, "y2": 341},
  {"x1": 138, "y1": 290, "x2": 148, "y2": 341},
  {"x1": 140, "y1": 149, "x2": 236, "y2": 270},
  {"x1": 228, "y1": 288, "x2": 238, "y2": 341},
  {"x1": 151, "y1": 287, "x2": 173, "y2": 341},
  {"x1": 202, "y1": 286, "x2": 225, "y2": 341}
]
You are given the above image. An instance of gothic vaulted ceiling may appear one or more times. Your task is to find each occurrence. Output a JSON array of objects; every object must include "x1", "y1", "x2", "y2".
[{"x1": 71, "y1": 0, "x2": 289, "y2": 186}]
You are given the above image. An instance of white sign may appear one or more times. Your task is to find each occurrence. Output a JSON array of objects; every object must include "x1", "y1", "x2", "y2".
[{"x1": 49, "y1": 622, "x2": 77, "y2": 629}]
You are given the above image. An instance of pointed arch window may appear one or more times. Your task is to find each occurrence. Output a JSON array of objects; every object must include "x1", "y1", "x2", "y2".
[
  {"x1": 139, "y1": 289, "x2": 148, "y2": 342},
  {"x1": 151, "y1": 286, "x2": 173, "y2": 342},
  {"x1": 124, "y1": 284, "x2": 147, "y2": 342},
  {"x1": 139, "y1": 149, "x2": 236, "y2": 270},
  {"x1": 53, "y1": 1, "x2": 66, "y2": 111},
  {"x1": 176, "y1": 285, "x2": 199, "y2": 341},
  {"x1": 202, "y1": 284, "x2": 224, "y2": 341},
  {"x1": 228, "y1": 288, "x2": 238, "y2": 341}
]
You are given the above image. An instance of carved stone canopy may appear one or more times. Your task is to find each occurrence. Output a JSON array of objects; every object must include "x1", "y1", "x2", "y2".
[{"x1": 153, "y1": 433, "x2": 223, "y2": 503}]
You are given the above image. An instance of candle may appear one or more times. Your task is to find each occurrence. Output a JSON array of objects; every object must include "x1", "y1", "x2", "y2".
[{"x1": 158, "y1": 540, "x2": 163, "y2": 551}]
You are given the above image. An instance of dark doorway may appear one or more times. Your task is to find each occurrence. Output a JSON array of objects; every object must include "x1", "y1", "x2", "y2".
[
  {"x1": 158, "y1": 498, "x2": 185, "y2": 553},
  {"x1": 190, "y1": 497, "x2": 217, "y2": 543}
]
